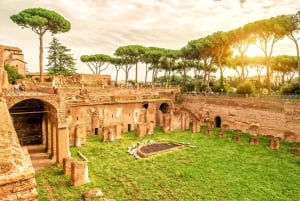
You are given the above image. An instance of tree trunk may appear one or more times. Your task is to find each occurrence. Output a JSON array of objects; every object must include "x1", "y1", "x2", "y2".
[
  {"x1": 144, "y1": 63, "x2": 148, "y2": 84},
  {"x1": 115, "y1": 69, "x2": 119, "y2": 83},
  {"x1": 135, "y1": 63, "x2": 138, "y2": 84},
  {"x1": 39, "y1": 34, "x2": 44, "y2": 82}
]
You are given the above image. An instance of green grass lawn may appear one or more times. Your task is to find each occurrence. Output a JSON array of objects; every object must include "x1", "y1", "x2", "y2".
[{"x1": 36, "y1": 128, "x2": 300, "y2": 201}]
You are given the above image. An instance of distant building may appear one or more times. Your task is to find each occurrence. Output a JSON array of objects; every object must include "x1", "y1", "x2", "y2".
[{"x1": 0, "y1": 45, "x2": 27, "y2": 76}]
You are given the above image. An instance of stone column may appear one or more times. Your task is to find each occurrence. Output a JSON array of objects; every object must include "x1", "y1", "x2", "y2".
[
  {"x1": 63, "y1": 157, "x2": 76, "y2": 176},
  {"x1": 51, "y1": 123, "x2": 57, "y2": 161},
  {"x1": 47, "y1": 116, "x2": 52, "y2": 153},
  {"x1": 71, "y1": 161, "x2": 89, "y2": 186},
  {"x1": 56, "y1": 126, "x2": 69, "y2": 164},
  {"x1": 42, "y1": 113, "x2": 48, "y2": 145},
  {"x1": 115, "y1": 123, "x2": 122, "y2": 140}
]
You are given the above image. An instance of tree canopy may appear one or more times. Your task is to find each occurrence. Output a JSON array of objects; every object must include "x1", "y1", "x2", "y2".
[
  {"x1": 10, "y1": 8, "x2": 71, "y2": 82},
  {"x1": 80, "y1": 54, "x2": 111, "y2": 75},
  {"x1": 46, "y1": 37, "x2": 76, "y2": 76}
]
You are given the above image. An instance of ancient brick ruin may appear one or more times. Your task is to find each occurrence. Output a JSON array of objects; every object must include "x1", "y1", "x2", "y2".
[
  {"x1": 0, "y1": 98, "x2": 38, "y2": 200},
  {"x1": 1, "y1": 44, "x2": 300, "y2": 199}
]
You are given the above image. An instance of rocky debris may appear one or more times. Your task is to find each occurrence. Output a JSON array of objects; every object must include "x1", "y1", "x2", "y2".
[
  {"x1": 291, "y1": 147, "x2": 300, "y2": 155},
  {"x1": 82, "y1": 188, "x2": 103, "y2": 200},
  {"x1": 98, "y1": 198, "x2": 115, "y2": 201},
  {"x1": 232, "y1": 135, "x2": 242, "y2": 141}
]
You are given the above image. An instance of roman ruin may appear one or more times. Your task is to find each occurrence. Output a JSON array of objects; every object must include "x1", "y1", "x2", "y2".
[{"x1": 0, "y1": 45, "x2": 300, "y2": 200}]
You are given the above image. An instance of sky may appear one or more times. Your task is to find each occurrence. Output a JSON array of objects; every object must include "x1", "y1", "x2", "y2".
[{"x1": 0, "y1": 0, "x2": 300, "y2": 81}]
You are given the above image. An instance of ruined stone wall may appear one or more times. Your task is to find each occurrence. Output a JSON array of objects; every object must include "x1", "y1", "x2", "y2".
[
  {"x1": 0, "y1": 45, "x2": 26, "y2": 77},
  {"x1": 182, "y1": 95, "x2": 300, "y2": 142},
  {"x1": 0, "y1": 98, "x2": 37, "y2": 201},
  {"x1": 66, "y1": 100, "x2": 157, "y2": 146},
  {"x1": 61, "y1": 86, "x2": 179, "y2": 102}
]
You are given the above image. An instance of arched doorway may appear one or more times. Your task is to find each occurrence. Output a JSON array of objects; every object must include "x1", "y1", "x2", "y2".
[
  {"x1": 9, "y1": 99, "x2": 50, "y2": 146},
  {"x1": 159, "y1": 103, "x2": 169, "y2": 113},
  {"x1": 215, "y1": 116, "x2": 222, "y2": 128}
]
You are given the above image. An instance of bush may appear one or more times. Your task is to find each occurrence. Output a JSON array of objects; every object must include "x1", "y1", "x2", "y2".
[
  {"x1": 281, "y1": 82, "x2": 300, "y2": 95},
  {"x1": 236, "y1": 82, "x2": 255, "y2": 94},
  {"x1": 4, "y1": 64, "x2": 24, "y2": 84}
]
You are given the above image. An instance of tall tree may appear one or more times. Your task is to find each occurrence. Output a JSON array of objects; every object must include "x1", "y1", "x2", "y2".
[
  {"x1": 140, "y1": 47, "x2": 153, "y2": 84},
  {"x1": 114, "y1": 46, "x2": 135, "y2": 85},
  {"x1": 109, "y1": 57, "x2": 124, "y2": 84},
  {"x1": 147, "y1": 47, "x2": 165, "y2": 83},
  {"x1": 271, "y1": 55, "x2": 298, "y2": 85},
  {"x1": 228, "y1": 26, "x2": 255, "y2": 80},
  {"x1": 11, "y1": 8, "x2": 71, "y2": 82},
  {"x1": 281, "y1": 12, "x2": 300, "y2": 85},
  {"x1": 114, "y1": 45, "x2": 145, "y2": 84},
  {"x1": 244, "y1": 16, "x2": 288, "y2": 94},
  {"x1": 184, "y1": 37, "x2": 217, "y2": 90},
  {"x1": 46, "y1": 37, "x2": 76, "y2": 76},
  {"x1": 80, "y1": 54, "x2": 111, "y2": 75},
  {"x1": 161, "y1": 49, "x2": 179, "y2": 86},
  {"x1": 208, "y1": 31, "x2": 232, "y2": 89}
]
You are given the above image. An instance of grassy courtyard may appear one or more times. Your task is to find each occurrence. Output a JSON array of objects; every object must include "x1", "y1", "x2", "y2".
[{"x1": 36, "y1": 128, "x2": 300, "y2": 201}]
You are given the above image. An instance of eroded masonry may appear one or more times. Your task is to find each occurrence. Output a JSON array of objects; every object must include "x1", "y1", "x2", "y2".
[{"x1": 0, "y1": 45, "x2": 300, "y2": 200}]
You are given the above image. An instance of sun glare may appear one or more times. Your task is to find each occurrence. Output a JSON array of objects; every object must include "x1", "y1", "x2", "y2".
[{"x1": 245, "y1": 45, "x2": 263, "y2": 57}]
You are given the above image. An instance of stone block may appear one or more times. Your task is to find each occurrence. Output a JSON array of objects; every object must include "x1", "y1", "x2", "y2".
[
  {"x1": 268, "y1": 137, "x2": 280, "y2": 150},
  {"x1": 137, "y1": 123, "x2": 148, "y2": 137},
  {"x1": 63, "y1": 157, "x2": 76, "y2": 176},
  {"x1": 71, "y1": 161, "x2": 88, "y2": 186}
]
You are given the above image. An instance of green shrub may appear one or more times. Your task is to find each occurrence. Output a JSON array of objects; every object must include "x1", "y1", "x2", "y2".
[
  {"x1": 4, "y1": 64, "x2": 24, "y2": 84},
  {"x1": 281, "y1": 82, "x2": 300, "y2": 95},
  {"x1": 236, "y1": 82, "x2": 255, "y2": 94}
]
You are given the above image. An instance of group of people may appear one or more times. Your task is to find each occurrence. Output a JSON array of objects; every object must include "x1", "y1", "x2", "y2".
[{"x1": 13, "y1": 82, "x2": 25, "y2": 93}]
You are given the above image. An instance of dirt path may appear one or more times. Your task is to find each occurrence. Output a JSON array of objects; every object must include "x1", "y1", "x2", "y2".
[
  {"x1": 27, "y1": 145, "x2": 57, "y2": 200},
  {"x1": 27, "y1": 145, "x2": 56, "y2": 171}
]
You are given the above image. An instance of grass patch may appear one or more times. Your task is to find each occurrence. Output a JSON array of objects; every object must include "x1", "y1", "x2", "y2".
[{"x1": 36, "y1": 128, "x2": 300, "y2": 201}]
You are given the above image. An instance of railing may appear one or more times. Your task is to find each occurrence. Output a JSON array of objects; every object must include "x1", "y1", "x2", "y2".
[
  {"x1": 183, "y1": 92, "x2": 300, "y2": 101},
  {"x1": 3, "y1": 86, "x2": 55, "y2": 97}
]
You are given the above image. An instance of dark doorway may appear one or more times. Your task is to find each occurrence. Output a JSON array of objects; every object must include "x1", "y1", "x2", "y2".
[
  {"x1": 128, "y1": 124, "x2": 131, "y2": 131},
  {"x1": 215, "y1": 116, "x2": 221, "y2": 128},
  {"x1": 9, "y1": 99, "x2": 46, "y2": 145},
  {"x1": 94, "y1": 128, "x2": 99, "y2": 135},
  {"x1": 159, "y1": 103, "x2": 169, "y2": 113},
  {"x1": 143, "y1": 102, "x2": 149, "y2": 109}
]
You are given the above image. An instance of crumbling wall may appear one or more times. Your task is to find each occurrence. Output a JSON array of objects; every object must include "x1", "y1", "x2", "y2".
[
  {"x1": 183, "y1": 96, "x2": 300, "y2": 142},
  {"x1": 0, "y1": 98, "x2": 37, "y2": 201}
]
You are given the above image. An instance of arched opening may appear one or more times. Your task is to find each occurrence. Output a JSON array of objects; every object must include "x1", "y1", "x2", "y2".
[
  {"x1": 9, "y1": 99, "x2": 50, "y2": 146},
  {"x1": 142, "y1": 102, "x2": 149, "y2": 109},
  {"x1": 215, "y1": 116, "x2": 222, "y2": 128},
  {"x1": 159, "y1": 103, "x2": 169, "y2": 114}
]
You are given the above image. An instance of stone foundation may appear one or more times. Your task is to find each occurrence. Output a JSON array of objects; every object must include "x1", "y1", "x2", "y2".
[
  {"x1": 64, "y1": 152, "x2": 89, "y2": 186},
  {"x1": 71, "y1": 160, "x2": 88, "y2": 186},
  {"x1": 136, "y1": 122, "x2": 154, "y2": 137},
  {"x1": 0, "y1": 99, "x2": 37, "y2": 201}
]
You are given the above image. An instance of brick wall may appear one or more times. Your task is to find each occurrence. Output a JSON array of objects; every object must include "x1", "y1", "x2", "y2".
[{"x1": 0, "y1": 98, "x2": 37, "y2": 201}]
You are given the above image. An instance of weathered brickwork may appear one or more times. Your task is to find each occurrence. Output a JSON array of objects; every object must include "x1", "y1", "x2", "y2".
[
  {"x1": 0, "y1": 98, "x2": 37, "y2": 201},
  {"x1": 181, "y1": 95, "x2": 300, "y2": 142}
]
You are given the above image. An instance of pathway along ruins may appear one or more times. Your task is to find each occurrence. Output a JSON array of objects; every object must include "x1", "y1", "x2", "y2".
[{"x1": 27, "y1": 145, "x2": 55, "y2": 171}]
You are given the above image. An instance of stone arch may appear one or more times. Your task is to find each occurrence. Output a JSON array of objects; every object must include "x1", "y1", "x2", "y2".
[
  {"x1": 159, "y1": 103, "x2": 169, "y2": 114},
  {"x1": 215, "y1": 116, "x2": 222, "y2": 128},
  {"x1": 9, "y1": 98, "x2": 57, "y2": 146}
]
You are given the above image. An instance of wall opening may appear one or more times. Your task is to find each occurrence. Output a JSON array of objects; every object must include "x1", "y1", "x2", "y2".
[
  {"x1": 159, "y1": 103, "x2": 169, "y2": 113},
  {"x1": 9, "y1": 99, "x2": 47, "y2": 146},
  {"x1": 143, "y1": 102, "x2": 149, "y2": 109},
  {"x1": 94, "y1": 128, "x2": 98, "y2": 135},
  {"x1": 128, "y1": 124, "x2": 131, "y2": 131},
  {"x1": 215, "y1": 116, "x2": 222, "y2": 128}
]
